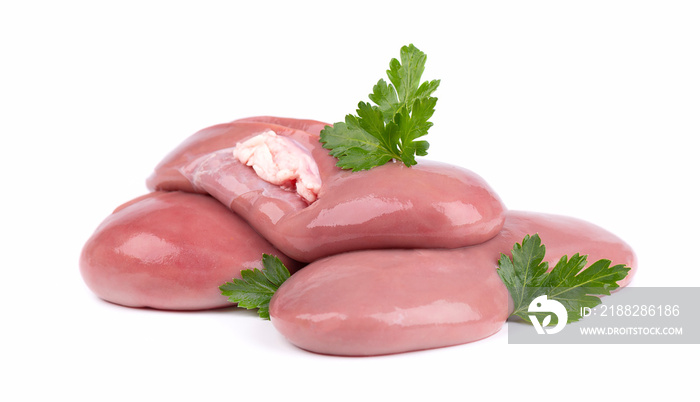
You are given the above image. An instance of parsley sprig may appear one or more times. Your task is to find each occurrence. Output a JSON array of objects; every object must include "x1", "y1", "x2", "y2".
[
  {"x1": 219, "y1": 254, "x2": 291, "y2": 320},
  {"x1": 497, "y1": 234, "x2": 631, "y2": 323},
  {"x1": 320, "y1": 44, "x2": 440, "y2": 171}
]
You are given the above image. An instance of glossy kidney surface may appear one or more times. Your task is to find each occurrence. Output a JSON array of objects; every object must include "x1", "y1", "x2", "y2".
[
  {"x1": 269, "y1": 210, "x2": 637, "y2": 356},
  {"x1": 147, "y1": 116, "x2": 506, "y2": 261},
  {"x1": 80, "y1": 191, "x2": 302, "y2": 310}
]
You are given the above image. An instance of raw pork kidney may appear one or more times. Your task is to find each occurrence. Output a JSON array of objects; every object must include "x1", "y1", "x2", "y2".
[
  {"x1": 147, "y1": 117, "x2": 506, "y2": 262},
  {"x1": 269, "y1": 210, "x2": 636, "y2": 356},
  {"x1": 80, "y1": 191, "x2": 302, "y2": 310},
  {"x1": 487, "y1": 210, "x2": 637, "y2": 288}
]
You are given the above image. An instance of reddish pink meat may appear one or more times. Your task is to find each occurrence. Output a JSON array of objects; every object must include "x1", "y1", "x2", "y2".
[
  {"x1": 269, "y1": 210, "x2": 636, "y2": 356},
  {"x1": 79, "y1": 191, "x2": 303, "y2": 310},
  {"x1": 147, "y1": 116, "x2": 506, "y2": 262},
  {"x1": 489, "y1": 210, "x2": 637, "y2": 287},
  {"x1": 146, "y1": 117, "x2": 333, "y2": 193}
]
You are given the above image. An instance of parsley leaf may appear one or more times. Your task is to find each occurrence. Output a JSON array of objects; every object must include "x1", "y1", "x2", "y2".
[
  {"x1": 219, "y1": 254, "x2": 291, "y2": 320},
  {"x1": 320, "y1": 44, "x2": 440, "y2": 171},
  {"x1": 497, "y1": 234, "x2": 631, "y2": 324}
]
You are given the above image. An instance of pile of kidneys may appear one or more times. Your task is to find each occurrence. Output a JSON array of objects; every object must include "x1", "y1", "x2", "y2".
[{"x1": 80, "y1": 116, "x2": 636, "y2": 356}]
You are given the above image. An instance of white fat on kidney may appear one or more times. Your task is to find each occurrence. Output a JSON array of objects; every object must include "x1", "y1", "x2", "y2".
[{"x1": 233, "y1": 130, "x2": 322, "y2": 203}]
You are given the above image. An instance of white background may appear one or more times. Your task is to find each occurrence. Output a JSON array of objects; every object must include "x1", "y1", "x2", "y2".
[{"x1": 2, "y1": 1, "x2": 698, "y2": 400}]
